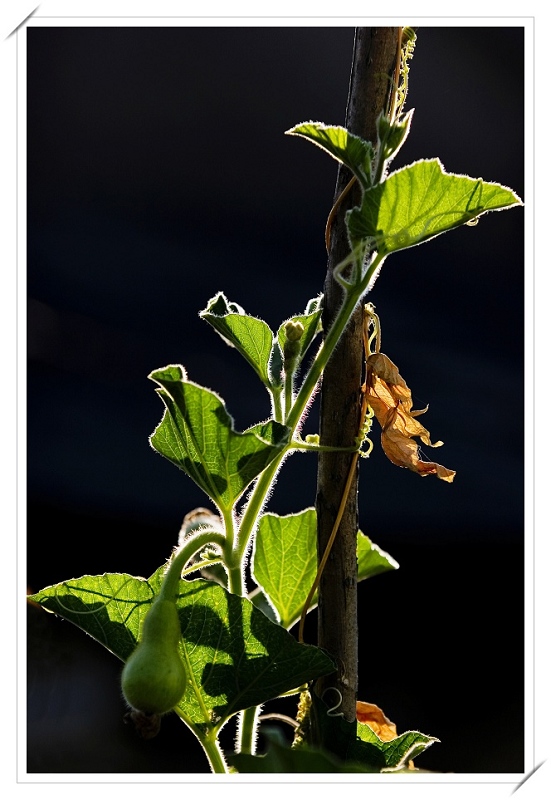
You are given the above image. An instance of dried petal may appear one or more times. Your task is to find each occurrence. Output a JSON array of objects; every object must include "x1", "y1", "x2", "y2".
[
  {"x1": 365, "y1": 353, "x2": 456, "y2": 482},
  {"x1": 356, "y1": 700, "x2": 398, "y2": 742}
]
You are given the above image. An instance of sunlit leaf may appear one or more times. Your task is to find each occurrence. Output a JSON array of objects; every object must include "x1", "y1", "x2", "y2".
[
  {"x1": 286, "y1": 121, "x2": 374, "y2": 188},
  {"x1": 347, "y1": 158, "x2": 522, "y2": 253},
  {"x1": 149, "y1": 364, "x2": 290, "y2": 512},
  {"x1": 200, "y1": 292, "x2": 276, "y2": 387},
  {"x1": 357, "y1": 534, "x2": 400, "y2": 581},
  {"x1": 252, "y1": 509, "x2": 317, "y2": 629},
  {"x1": 275, "y1": 304, "x2": 323, "y2": 369},
  {"x1": 252, "y1": 509, "x2": 398, "y2": 629},
  {"x1": 28, "y1": 570, "x2": 335, "y2": 731}
]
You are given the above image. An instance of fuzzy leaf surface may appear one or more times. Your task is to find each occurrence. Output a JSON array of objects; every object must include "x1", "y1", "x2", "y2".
[
  {"x1": 149, "y1": 365, "x2": 289, "y2": 512},
  {"x1": 199, "y1": 292, "x2": 275, "y2": 386},
  {"x1": 276, "y1": 304, "x2": 323, "y2": 367},
  {"x1": 252, "y1": 509, "x2": 317, "y2": 630},
  {"x1": 29, "y1": 570, "x2": 335, "y2": 731},
  {"x1": 286, "y1": 122, "x2": 373, "y2": 188},
  {"x1": 354, "y1": 722, "x2": 439, "y2": 771},
  {"x1": 346, "y1": 158, "x2": 522, "y2": 253},
  {"x1": 252, "y1": 509, "x2": 398, "y2": 629}
]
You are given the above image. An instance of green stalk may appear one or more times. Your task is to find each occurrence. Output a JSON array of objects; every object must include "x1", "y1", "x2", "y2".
[
  {"x1": 201, "y1": 730, "x2": 229, "y2": 773},
  {"x1": 222, "y1": 507, "x2": 236, "y2": 552},
  {"x1": 162, "y1": 511, "x2": 244, "y2": 596},
  {"x1": 236, "y1": 455, "x2": 284, "y2": 562},
  {"x1": 288, "y1": 250, "x2": 384, "y2": 430},
  {"x1": 160, "y1": 529, "x2": 226, "y2": 601},
  {"x1": 199, "y1": 735, "x2": 229, "y2": 774},
  {"x1": 233, "y1": 249, "x2": 383, "y2": 756},
  {"x1": 226, "y1": 558, "x2": 245, "y2": 596},
  {"x1": 179, "y1": 716, "x2": 229, "y2": 774},
  {"x1": 284, "y1": 369, "x2": 294, "y2": 418},
  {"x1": 270, "y1": 384, "x2": 285, "y2": 424},
  {"x1": 237, "y1": 705, "x2": 259, "y2": 755},
  {"x1": 236, "y1": 249, "x2": 384, "y2": 564}
]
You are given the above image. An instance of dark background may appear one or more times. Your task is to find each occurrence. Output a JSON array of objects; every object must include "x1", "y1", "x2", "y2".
[{"x1": 26, "y1": 26, "x2": 525, "y2": 774}]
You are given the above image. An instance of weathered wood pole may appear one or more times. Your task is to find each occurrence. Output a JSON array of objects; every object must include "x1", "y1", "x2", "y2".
[{"x1": 315, "y1": 27, "x2": 400, "y2": 727}]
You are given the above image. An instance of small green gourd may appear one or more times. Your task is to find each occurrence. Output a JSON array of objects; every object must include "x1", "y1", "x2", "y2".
[{"x1": 121, "y1": 597, "x2": 187, "y2": 715}]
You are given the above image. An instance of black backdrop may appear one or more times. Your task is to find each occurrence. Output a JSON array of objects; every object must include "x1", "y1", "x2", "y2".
[{"x1": 27, "y1": 26, "x2": 525, "y2": 774}]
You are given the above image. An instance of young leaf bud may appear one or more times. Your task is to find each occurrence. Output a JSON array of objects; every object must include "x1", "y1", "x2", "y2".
[
  {"x1": 376, "y1": 109, "x2": 414, "y2": 163},
  {"x1": 283, "y1": 320, "x2": 305, "y2": 363},
  {"x1": 284, "y1": 320, "x2": 305, "y2": 342}
]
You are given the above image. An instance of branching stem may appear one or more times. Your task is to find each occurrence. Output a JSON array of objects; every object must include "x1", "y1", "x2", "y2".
[{"x1": 236, "y1": 250, "x2": 384, "y2": 566}]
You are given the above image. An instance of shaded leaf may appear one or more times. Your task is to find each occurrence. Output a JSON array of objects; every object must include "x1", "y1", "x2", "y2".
[
  {"x1": 286, "y1": 121, "x2": 374, "y2": 189},
  {"x1": 29, "y1": 570, "x2": 335, "y2": 732},
  {"x1": 299, "y1": 690, "x2": 436, "y2": 771},
  {"x1": 200, "y1": 292, "x2": 275, "y2": 386},
  {"x1": 354, "y1": 722, "x2": 439, "y2": 771},
  {"x1": 149, "y1": 364, "x2": 290, "y2": 512},
  {"x1": 229, "y1": 727, "x2": 376, "y2": 773},
  {"x1": 244, "y1": 419, "x2": 290, "y2": 446},
  {"x1": 365, "y1": 353, "x2": 456, "y2": 482},
  {"x1": 252, "y1": 509, "x2": 398, "y2": 629},
  {"x1": 347, "y1": 158, "x2": 522, "y2": 253},
  {"x1": 172, "y1": 580, "x2": 335, "y2": 728},
  {"x1": 307, "y1": 690, "x2": 387, "y2": 770}
]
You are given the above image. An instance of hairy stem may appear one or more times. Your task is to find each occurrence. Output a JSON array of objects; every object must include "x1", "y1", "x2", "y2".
[
  {"x1": 160, "y1": 529, "x2": 227, "y2": 601},
  {"x1": 235, "y1": 252, "x2": 383, "y2": 566},
  {"x1": 180, "y1": 717, "x2": 229, "y2": 774},
  {"x1": 228, "y1": 106, "x2": 387, "y2": 753},
  {"x1": 237, "y1": 705, "x2": 260, "y2": 755}
]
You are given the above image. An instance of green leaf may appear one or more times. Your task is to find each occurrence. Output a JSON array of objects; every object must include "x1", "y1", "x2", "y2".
[
  {"x1": 252, "y1": 509, "x2": 398, "y2": 629},
  {"x1": 377, "y1": 109, "x2": 414, "y2": 164},
  {"x1": 28, "y1": 573, "x2": 151, "y2": 661},
  {"x1": 149, "y1": 364, "x2": 290, "y2": 513},
  {"x1": 269, "y1": 297, "x2": 322, "y2": 387},
  {"x1": 307, "y1": 690, "x2": 386, "y2": 770},
  {"x1": 307, "y1": 692, "x2": 437, "y2": 772},
  {"x1": 286, "y1": 121, "x2": 374, "y2": 189},
  {"x1": 228, "y1": 728, "x2": 377, "y2": 773},
  {"x1": 252, "y1": 509, "x2": 317, "y2": 629},
  {"x1": 357, "y1": 535, "x2": 400, "y2": 582},
  {"x1": 276, "y1": 304, "x2": 323, "y2": 369},
  {"x1": 29, "y1": 570, "x2": 336, "y2": 732},
  {"x1": 346, "y1": 158, "x2": 523, "y2": 253},
  {"x1": 200, "y1": 292, "x2": 275, "y2": 387},
  {"x1": 354, "y1": 722, "x2": 439, "y2": 771},
  {"x1": 244, "y1": 419, "x2": 290, "y2": 446},
  {"x1": 247, "y1": 587, "x2": 278, "y2": 623}
]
